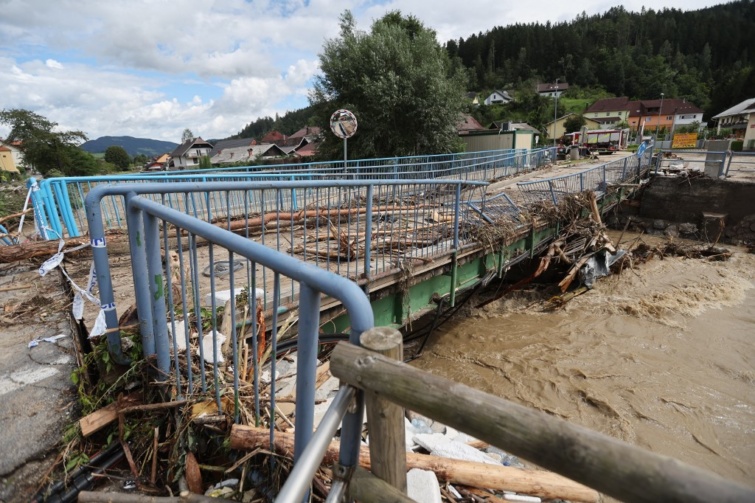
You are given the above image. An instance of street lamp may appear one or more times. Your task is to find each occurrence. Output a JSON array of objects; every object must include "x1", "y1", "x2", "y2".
[
  {"x1": 553, "y1": 78, "x2": 559, "y2": 148},
  {"x1": 656, "y1": 92, "x2": 664, "y2": 140}
]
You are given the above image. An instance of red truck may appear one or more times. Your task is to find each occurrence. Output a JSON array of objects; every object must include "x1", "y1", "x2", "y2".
[{"x1": 562, "y1": 128, "x2": 630, "y2": 155}]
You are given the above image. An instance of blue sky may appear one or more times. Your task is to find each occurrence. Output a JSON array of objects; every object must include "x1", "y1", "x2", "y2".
[{"x1": 0, "y1": 0, "x2": 723, "y2": 143}]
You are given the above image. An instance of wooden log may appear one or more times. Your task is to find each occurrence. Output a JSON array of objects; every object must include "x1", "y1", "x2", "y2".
[
  {"x1": 348, "y1": 466, "x2": 415, "y2": 503},
  {"x1": 330, "y1": 343, "x2": 755, "y2": 503},
  {"x1": 0, "y1": 236, "x2": 90, "y2": 263},
  {"x1": 78, "y1": 490, "x2": 237, "y2": 503},
  {"x1": 0, "y1": 208, "x2": 32, "y2": 225},
  {"x1": 360, "y1": 327, "x2": 407, "y2": 493},
  {"x1": 79, "y1": 393, "x2": 142, "y2": 437},
  {"x1": 229, "y1": 426, "x2": 598, "y2": 502},
  {"x1": 587, "y1": 192, "x2": 602, "y2": 226}
]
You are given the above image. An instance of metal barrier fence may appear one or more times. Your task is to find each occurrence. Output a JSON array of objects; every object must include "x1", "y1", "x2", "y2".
[
  {"x1": 653, "y1": 149, "x2": 727, "y2": 176},
  {"x1": 34, "y1": 147, "x2": 555, "y2": 240},
  {"x1": 517, "y1": 149, "x2": 654, "y2": 205},
  {"x1": 125, "y1": 193, "x2": 373, "y2": 502},
  {"x1": 725, "y1": 150, "x2": 755, "y2": 177},
  {"x1": 85, "y1": 180, "x2": 488, "y2": 363}
]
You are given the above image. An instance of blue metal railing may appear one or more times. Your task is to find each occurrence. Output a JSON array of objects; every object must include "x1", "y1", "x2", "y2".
[
  {"x1": 84, "y1": 179, "x2": 487, "y2": 364},
  {"x1": 517, "y1": 149, "x2": 653, "y2": 205},
  {"x1": 38, "y1": 147, "x2": 556, "y2": 239},
  {"x1": 126, "y1": 193, "x2": 373, "y2": 502}
]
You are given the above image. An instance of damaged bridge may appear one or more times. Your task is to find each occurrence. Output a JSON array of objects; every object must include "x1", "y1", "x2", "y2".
[{"x1": 67, "y1": 148, "x2": 654, "y2": 364}]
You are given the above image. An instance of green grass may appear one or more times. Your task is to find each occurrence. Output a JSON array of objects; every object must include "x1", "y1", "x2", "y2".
[{"x1": 560, "y1": 98, "x2": 591, "y2": 115}]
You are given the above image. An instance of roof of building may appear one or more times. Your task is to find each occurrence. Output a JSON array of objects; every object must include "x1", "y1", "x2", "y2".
[
  {"x1": 210, "y1": 144, "x2": 286, "y2": 164},
  {"x1": 589, "y1": 97, "x2": 703, "y2": 118},
  {"x1": 537, "y1": 82, "x2": 569, "y2": 93},
  {"x1": 585, "y1": 97, "x2": 630, "y2": 114},
  {"x1": 456, "y1": 114, "x2": 486, "y2": 134},
  {"x1": 489, "y1": 121, "x2": 540, "y2": 134},
  {"x1": 208, "y1": 138, "x2": 257, "y2": 157},
  {"x1": 712, "y1": 98, "x2": 755, "y2": 119},
  {"x1": 288, "y1": 126, "x2": 321, "y2": 139},
  {"x1": 294, "y1": 142, "x2": 317, "y2": 157},
  {"x1": 261, "y1": 131, "x2": 285, "y2": 143},
  {"x1": 486, "y1": 90, "x2": 513, "y2": 100},
  {"x1": 170, "y1": 137, "x2": 213, "y2": 157}
]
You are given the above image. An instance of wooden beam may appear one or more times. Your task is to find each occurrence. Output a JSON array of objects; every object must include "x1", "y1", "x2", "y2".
[
  {"x1": 330, "y1": 342, "x2": 755, "y2": 503},
  {"x1": 229, "y1": 425, "x2": 598, "y2": 502}
]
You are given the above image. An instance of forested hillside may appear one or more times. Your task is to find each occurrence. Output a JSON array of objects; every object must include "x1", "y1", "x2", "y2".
[
  {"x1": 232, "y1": 106, "x2": 317, "y2": 140},
  {"x1": 446, "y1": 1, "x2": 755, "y2": 118}
]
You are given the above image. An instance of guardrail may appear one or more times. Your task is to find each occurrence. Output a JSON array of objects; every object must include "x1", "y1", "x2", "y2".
[
  {"x1": 517, "y1": 148, "x2": 653, "y2": 205},
  {"x1": 38, "y1": 147, "x2": 555, "y2": 239},
  {"x1": 725, "y1": 150, "x2": 755, "y2": 177},
  {"x1": 125, "y1": 193, "x2": 373, "y2": 502},
  {"x1": 84, "y1": 180, "x2": 488, "y2": 363}
]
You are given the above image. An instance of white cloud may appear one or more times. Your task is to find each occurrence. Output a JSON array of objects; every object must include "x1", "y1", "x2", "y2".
[{"x1": 45, "y1": 59, "x2": 63, "y2": 69}]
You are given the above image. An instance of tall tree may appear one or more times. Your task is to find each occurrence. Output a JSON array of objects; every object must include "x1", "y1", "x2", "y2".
[
  {"x1": 311, "y1": 10, "x2": 467, "y2": 159},
  {"x1": 104, "y1": 145, "x2": 131, "y2": 170},
  {"x1": 182, "y1": 128, "x2": 194, "y2": 142},
  {"x1": 0, "y1": 108, "x2": 97, "y2": 176}
]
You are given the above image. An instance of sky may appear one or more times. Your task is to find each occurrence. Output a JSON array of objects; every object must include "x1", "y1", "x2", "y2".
[{"x1": 0, "y1": 0, "x2": 724, "y2": 144}]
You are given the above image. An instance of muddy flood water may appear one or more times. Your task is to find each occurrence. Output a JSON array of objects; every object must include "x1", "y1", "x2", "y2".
[{"x1": 411, "y1": 233, "x2": 755, "y2": 489}]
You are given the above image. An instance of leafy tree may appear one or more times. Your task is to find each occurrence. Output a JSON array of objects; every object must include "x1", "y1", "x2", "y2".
[
  {"x1": 311, "y1": 10, "x2": 467, "y2": 159},
  {"x1": 563, "y1": 114, "x2": 586, "y2": 133},
  {"x1": 104, "y1": 145, "x2": 131, "y2": 170},
  {"x1": 133, "y1": 154, "x2": 148, "y2": 166},
  {"x1": 182, "y1": 129, "x2": 194, "y2": 142},
  {"x1": 198, "y1": 155, "x2": 212, "y2": 168},
  {"x1": 0, "y1": 108, "x2": 97, "y2": 176}
]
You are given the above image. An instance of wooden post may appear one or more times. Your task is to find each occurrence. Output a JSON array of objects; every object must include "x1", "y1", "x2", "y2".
[
  {"x1": 348, "y1": 467, "x2": 415, "y2": 503},
  {"x1": 330, "y1": 342, "x2": 755, "y2": 503},
  {"x1": 359, "y1": 326, "x2": 407, "y2": 493}
]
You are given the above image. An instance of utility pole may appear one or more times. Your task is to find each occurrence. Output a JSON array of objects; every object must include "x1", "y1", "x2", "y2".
[
  {"x1": 553, "y1": 78, "x2": 559, "y2": 148},
  {"x1": 656, "y1": 92, "x2": 664, "y2": 140}
]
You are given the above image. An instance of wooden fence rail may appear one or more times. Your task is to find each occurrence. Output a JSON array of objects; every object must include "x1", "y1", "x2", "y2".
[{"x1": 330, "y1": 342, "x2": 755, "y2": 503}]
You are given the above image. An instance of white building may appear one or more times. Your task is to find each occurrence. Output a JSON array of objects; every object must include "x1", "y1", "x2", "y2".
[{"x1": 483, "y1": 90, "x2": 514, "y2": 106}]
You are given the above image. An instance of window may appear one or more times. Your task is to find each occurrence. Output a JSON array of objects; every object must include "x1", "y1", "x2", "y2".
[
  {"x1": 606, "y1": 113, "x2": 610, "y2": 116},
  {"x1": 666, "y1": 116, "x2": 673, "y2": 120}
]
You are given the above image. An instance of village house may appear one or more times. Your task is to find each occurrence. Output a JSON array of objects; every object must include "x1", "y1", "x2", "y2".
[
  {"x1": 210, "y1": 144, "x2": 286, "y2": 165},
  {"x1": 537, "y1": 82, "x2": 569, "y2": 98},
  {"x1": 0, "y1": 145, "x2": 19, "y2": 174},
  {"x1": 144, "y1": 153, "x2": 170, "y2": 171},
  {"x1": 712, "y1": 98, "x2": 755, "y2": 145},
  {"x1": 456, "y1": 114, "x2": 486, "y2": 135},
  {"x1": 543, "y1": 114, "x2": 601, "y2": 141},
  {"x1": 483, "y1": 90, "x2": 514, "y2": 106},
  {"x1": 167, "y1": 137, "x2": 213, "y2": 170},
  {"x1": 0, "y1": 139, "x2": 24, "y2": 173},
  {"x1": 584, "y1": 97, "x2": 632, "y2": 127},
  {"x1": 586, "y1": 96, "x2": 703, "y2": 136}
]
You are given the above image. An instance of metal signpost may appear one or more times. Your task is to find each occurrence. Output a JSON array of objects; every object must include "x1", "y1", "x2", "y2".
[{"x1": 330, "y1": 109, "x2": 358, "y2": 169}]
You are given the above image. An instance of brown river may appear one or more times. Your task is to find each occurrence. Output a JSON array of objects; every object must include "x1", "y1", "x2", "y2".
[{"x1": 412, "y1": 233, "x2": 755, "y2": 489}]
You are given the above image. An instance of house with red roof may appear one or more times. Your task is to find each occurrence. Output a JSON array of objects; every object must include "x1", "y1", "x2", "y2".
[{"x1": 585, "y1": 97, "x2": 703, "y2": 135}]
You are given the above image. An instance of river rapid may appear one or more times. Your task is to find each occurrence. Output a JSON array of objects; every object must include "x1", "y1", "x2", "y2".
[{"x1": 411, "y1": 233, "x2": 755, "y2": 488}]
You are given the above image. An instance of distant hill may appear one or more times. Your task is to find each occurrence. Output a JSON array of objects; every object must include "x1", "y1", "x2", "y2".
[{"x1": 81, "y1": 136, "x2": 178, "y2": 157}]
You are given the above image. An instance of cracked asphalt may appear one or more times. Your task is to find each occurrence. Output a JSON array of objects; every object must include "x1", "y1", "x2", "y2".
[{"x1": 0, "y1": 262, "x2": 77, "y2": 503}]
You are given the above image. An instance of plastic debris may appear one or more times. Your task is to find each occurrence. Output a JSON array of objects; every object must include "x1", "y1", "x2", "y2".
[{"x1": 28, "y1": 333, "x2": 67, "y2": 348}]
